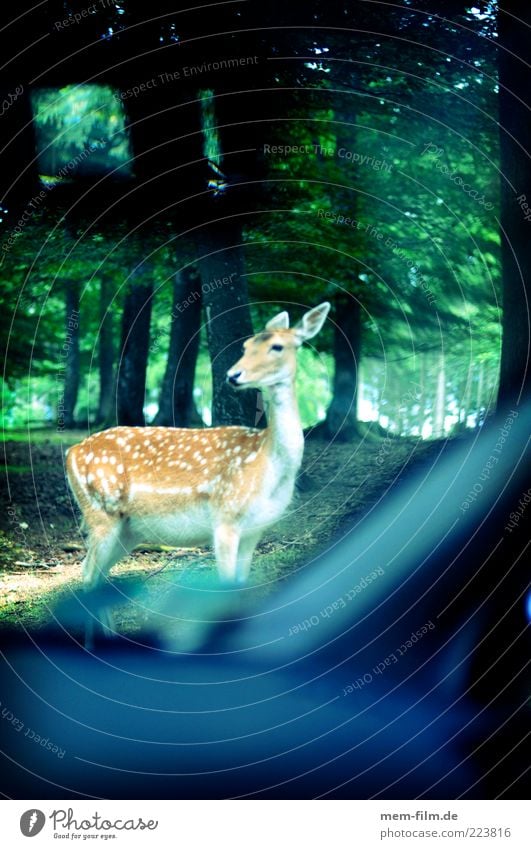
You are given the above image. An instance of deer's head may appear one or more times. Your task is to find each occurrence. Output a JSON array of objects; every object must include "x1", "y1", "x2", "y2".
[{"x1": 227, "y1": 302, "x2": 330, "y2": 391}]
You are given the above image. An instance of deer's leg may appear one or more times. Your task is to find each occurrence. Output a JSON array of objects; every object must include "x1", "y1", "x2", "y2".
[
  {"x1": 82, "y1": 516, "x2": 133, "y2": 589},
  {"x1": 235, "y1": 532, "x2": 261, "y2": 585},
  {"x1": 213, "y1": 524, "x2": 240, "y2": 584}
]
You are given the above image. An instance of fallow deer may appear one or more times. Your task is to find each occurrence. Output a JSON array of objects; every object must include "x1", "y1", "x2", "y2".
[{"x1": 66, "y1": 302, "x2": 330, "y2": 588}]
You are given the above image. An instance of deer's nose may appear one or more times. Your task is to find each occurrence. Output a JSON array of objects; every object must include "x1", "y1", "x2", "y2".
[{"x1": 227, "y1": 371, "x2": 242, "y2": 386}]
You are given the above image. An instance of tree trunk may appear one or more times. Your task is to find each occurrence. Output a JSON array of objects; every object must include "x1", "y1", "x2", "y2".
[
  {"x1": 317, "y1": 292, "x2": 361, "y2": 441},
  {"x1": 498, "y1": 2, "x2": 531, "y2": 408},
  {"x1": 315, "y1": 94, "x2": 362, "y2": 442},
  {"x1": 195, "y1": 220, "x2": 257, "y2": 427},
  {"x1": 116, "y1": 266, "x2": 154, "y2": 426},
  {"x1": 393, "y1": 365, "x2": 404, "y2": 434},
  {"x1": 60, "y1": 281, "x2": 80, "y2": 429},
  {"x1": 96, "y1": 274, "x2": 115, "y2": 425},
  {"x1": 418, "y1": 354, "x2": 427, "y2": 435},
  {"x1": 154, "y1": 266, "x2": 203, "y2": 427}
]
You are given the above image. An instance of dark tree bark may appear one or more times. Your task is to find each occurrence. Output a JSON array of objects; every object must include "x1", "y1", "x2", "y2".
[
  {"x1": 96, "y1": 274, "x2": 115, "y2": 425},
  {"x1": 154, "y1": 266, "x2": 203, "y2": 427},
  {"x1": 60, "y1": 281, "x2": 80, "y2": 429},
  {"x1": 116, "y1": 266, "x2": 154, "y2": 426},
  {"x1": 195, "y1": 220, "x2": 257, "y2": 427},
  {"x1": 434, "y1": 351, "x2": 446, "y2": 438},
  {"x1": 321, "y1": 292, "x2": 361, "y2": 441},
  {"x1": 0, "y1": 89, "x2": 39, "y2": 214},
  {"x1": 497, "y1": 2, "x2": 531, "y2": 407}
]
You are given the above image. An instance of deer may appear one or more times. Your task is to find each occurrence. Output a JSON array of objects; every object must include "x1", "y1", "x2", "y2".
[{"x1": 66, "y1": 302, "x2": 330, "y2": 589}]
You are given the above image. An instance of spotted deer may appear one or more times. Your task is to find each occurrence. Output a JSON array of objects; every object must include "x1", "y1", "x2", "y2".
[{"x1": 66, "y1": 302, "x2": 330, "y2": 588}]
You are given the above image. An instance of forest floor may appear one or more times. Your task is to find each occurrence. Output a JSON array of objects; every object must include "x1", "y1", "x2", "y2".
[{"x1": 0, "y1": 427, "x2": 444, "y2": 638}]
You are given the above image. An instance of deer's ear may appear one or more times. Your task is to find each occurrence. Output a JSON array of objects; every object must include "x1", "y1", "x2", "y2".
[
  {"x1": 266, "y1": 310, "x2": 290, "y2": 331},
  {"x1": 295, "y1": 302, "x2": 330, "y2": 342}
]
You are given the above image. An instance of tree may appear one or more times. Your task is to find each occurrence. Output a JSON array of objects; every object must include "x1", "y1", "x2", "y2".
[
  {"x1": 60, "y1": 280, "x2": 80, "y2": 429},
  {"x1": 116, "y1": 264, "x2": 154, "y2": 426},
  {"x1": 154, "y1": 266, "x2": 203, "y2": 427},
  {"x1": 194, "y1": 88, "x2": 258, "y2": 427},
  {"x1": 195, "y1": 220, "x2": 258, "y2": 427},
  {"x1": 96, "y1": 273, "x2": 115, "y2": 424},
  {"x1": 497, "y1": 1, "x2": 531, "y2": 407},
  {"x1": 0, "y1": 0, "x2": 505, "y2": 437},
  {"x1": 321, "y1": 290, "x2": 361, "y2": 440}
]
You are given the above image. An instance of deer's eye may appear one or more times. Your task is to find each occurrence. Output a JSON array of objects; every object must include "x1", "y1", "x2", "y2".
[{"x1": 270, "y1": 343, "x2": 284, "y2": 352}]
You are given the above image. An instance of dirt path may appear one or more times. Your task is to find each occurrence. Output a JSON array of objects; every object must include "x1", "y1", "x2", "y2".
[{"x1": 0, "y1": 430, "x2": 439, "y2": 634}]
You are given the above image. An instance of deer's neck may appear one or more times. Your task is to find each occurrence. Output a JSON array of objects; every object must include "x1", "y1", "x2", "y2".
[{"x1": 263, "y1": 381, "x2": 304, "y2": 471}]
